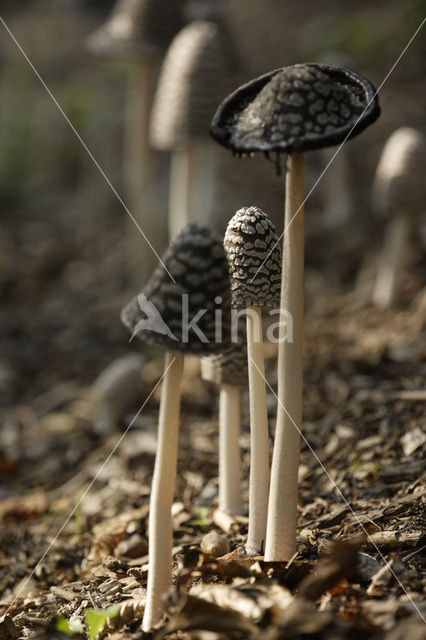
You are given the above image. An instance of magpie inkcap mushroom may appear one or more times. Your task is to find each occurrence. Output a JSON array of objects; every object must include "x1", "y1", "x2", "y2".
[
  {"x1": 87, "y1": 0, "x2": 183, "y2": 59},
  {"x1": 211, "y1": 63, "x2": 380, "y2": 561},
  {"x1": 372, "y1": 127, "x2": 426, "y2": 308},
  {"x1": 224, "y1": 205, "x2": 281, "y2": 308},
  {"x1": 224, "y1": 206, "x2": 280, "y2": 555},
  {"x1": 211, "y1": 63, "x2": 380, "y2": 172},
  {"x1": 121, "y1": 224, "x2": 232, "y2": 353},
  {"x1": 87, "y1": 0, "x2": 184, "y2": 281},
  {"x1": 121, "y1": 224, "x2": 232, "y2": 631},
  {"x1": 150, "y1": 15, "x2": 238, "y2": 239},
  {"x1": 151, "y1": 19, "x2": 236, "y2": 149}
]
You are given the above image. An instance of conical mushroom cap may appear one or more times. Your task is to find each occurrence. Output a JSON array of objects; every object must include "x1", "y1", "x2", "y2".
[
  {"x1": 210, "y1": 63, "x2": 380, "y2": 156},
  {"x1": 201, "y1": 342, "x2": 248, "y2": 388},
  {"x1": 87, "y1": 0, "x2": 183, "y2": 59},
  {"x1": 150, "y1": 19, "x2": 237, "y2": 150},
  {"x1": 373, "y1": 127, "x2": 426, "y2": 218},
  {"x1": 121, "y1": 224, "x2": 232, "y2": 354},
  {"x1": 224, "y1": 206, "x2": 281, "y2": 308}
]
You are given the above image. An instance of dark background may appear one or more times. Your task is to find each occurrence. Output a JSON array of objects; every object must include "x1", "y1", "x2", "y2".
[{"x1": 0, "y1": 0, "x2": 425, "y2": 409}]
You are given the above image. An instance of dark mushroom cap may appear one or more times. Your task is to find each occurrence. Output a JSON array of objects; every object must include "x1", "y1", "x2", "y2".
[
  {"x1": 121, "y1": 225, "x2": 231, "y2": 354},
  {"x1": 150, "y1": 19, "x2": 237, "y2": 149},
  {"x1": 201, "y1": 342, "x2": 248, "y2": 388},
  {"x1": 224, "y1": 206, "x2": 281, "y2": 308},
  {"x1": 210, "y1": 63, "x2": 380, "y2": 155},
  {"x1": 87, "y1": 0, "x2": 183, "y2": 59}
]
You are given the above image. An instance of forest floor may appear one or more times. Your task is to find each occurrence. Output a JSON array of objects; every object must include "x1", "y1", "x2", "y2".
[{"x1": 0, "y1": 222, "x2": 425, "y2": 640}]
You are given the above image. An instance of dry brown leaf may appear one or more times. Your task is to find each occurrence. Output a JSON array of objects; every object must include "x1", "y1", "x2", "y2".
[{"x1": 297, "y1": 535, "x2": 365, "y2": 601}]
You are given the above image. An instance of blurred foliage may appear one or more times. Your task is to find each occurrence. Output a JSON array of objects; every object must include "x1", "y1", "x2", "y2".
[
  {"x1": 0, "y1": 0, "x2": 424, "y2": 404},
  {"x1": 329, "y1": 15, "x2": 389, "y2": 59}
]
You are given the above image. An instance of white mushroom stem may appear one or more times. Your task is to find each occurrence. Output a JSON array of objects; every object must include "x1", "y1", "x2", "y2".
[
  {"x1": 169, "y1": 141, "x2": 217, "y2": 240},
  {"x1": 246, "y1": 306, "x2": 270, "y2": 556},
  {"x1": 371, "y1": 212, "x2": 411, "y2": 309},
  {"x1": 320, "y1": 147, "x2": 351, "y2": 228},
  {"x1": 218, "y1": 383, "x2": 242, "y2": 515},
  {"x1": 124, "y1": 60, "x2": 164, "y2": 281},
  {"x1": 142, "y1": 352, "x2": 184, "y2": 632},
  {"x1": 265, "y1": 152, "x2": 305, "y2": 562}
]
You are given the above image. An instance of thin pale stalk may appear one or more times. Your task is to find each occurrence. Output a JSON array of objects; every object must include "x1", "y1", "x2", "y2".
[
  {"x1": 265, "y1": 152, "x2": 305, "y2": 562},
  {"x1": 371, "y1": 213, "x2": 410, "y2": 309},
  {"x1": 124, "y1": 60, "x2": 164, "y2": 281},
  {"x1": 169, "y1": 141, "x2": 216, "y2": 240},
  {"x1": 142, "y1": 352, "x2": 184, "y2": 631},
  {"x1": 218, "y1": 384, "x2": 242, "y2": 515},
  {"x1": 321, "y1": 147, "x2": 351, "y2": 228},
  {"x1": 246, "y1": 306, "x2": 270, "y2": 556}
]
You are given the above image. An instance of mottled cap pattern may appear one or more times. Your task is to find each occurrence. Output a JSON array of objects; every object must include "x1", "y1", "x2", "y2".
[
  {"x1": 87, "y1": 0, "x2": 183, "y2": 59},
  {"x1": 121, "y1": 225, "x2": 232, "y2": 354},
  {"x1": 201, "y1": 342, "x2": 248, "y2": 388},
  {"x1": 224, "y1": 206, "x2": 281, "y2": 308},
  {"x1": 210, "y1": 63, "x2": 380, "y2": 155},
  {"x1": 150, "y1": 20, "x2": 237, "y2": 149},
  {"x1": 373, "y1": 127, "x2": 426, "y2": 219}
]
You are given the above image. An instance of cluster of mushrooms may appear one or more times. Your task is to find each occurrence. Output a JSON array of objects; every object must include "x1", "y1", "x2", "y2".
[{"x1": 119, "y1": 60, "x2": 381, "y2": 631}]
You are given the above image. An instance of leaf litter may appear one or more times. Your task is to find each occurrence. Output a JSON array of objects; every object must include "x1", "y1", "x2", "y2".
[{"x1": 1, "y1": 245, "x2": 425, "y2": 640}]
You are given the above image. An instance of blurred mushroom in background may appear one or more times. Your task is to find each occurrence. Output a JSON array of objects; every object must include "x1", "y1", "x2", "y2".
[
  {"x1": 371, "y1": 127, "x2": 426, "y2": 309},
  {"x1": 149, "y1": 1, "x2": 238, "y2": 240},
  {"x1": 87, "y1": 0, "x2": 183, "y2": 283}
]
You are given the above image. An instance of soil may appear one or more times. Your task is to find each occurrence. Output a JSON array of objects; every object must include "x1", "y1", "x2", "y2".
[{"x1": 1, "y1": 223, "x2": 425, "y2": 639}]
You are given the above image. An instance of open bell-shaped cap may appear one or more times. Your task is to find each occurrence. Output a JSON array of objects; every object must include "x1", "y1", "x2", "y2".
[
  {"x1": 210, "y1": 63, "x2": 380, "y2": 157},
  {"x1": 224, "y1": 206, "x2": 281, "y2": 309},
  {"x1": 121, "y1": 224, "x2": 232, "y2": 354}
]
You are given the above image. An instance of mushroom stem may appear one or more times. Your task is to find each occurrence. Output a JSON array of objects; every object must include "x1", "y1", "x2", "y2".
[
  {"x1": 265, "y1": 152, "x2": 305, "y2": 562},
  {"x1": 124, "y1": 60, "x2": 163, "y2": 280},
  {"x1": 246, "y1": 305, "x2": 270, "y2": 556},
  {"x1": 218, "y1": 384, "x2": 242, "y2": 515},
  {"x1": 142, "y1": 352, "x2": 184, "y2": 631},
  {"x1": 371, "y1": 212, "x2": 411, "y2": 309},
  {"x1": 320, "y1": 148, "x2": 351, "y2": 228},
  {"x1": 169, "y1": 141, "x2": 216, "y2": 240}
]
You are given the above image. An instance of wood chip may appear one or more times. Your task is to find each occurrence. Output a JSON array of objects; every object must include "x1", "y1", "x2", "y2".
[{"x1": 367, "y1": 530, "x2": 424, "y2": 549}]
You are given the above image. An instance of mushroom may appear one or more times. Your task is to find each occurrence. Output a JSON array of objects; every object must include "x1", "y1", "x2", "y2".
[
  {"x1": 121, "y1": 224, "x2": 231, "y2": 630},
  {"x1": 211, "y1": 63, "x2": 380, "y2": 560},
  {"x1": 87, "y1": 0, "x2": 183, "y2": 279},
  {"x1": 201, "y1": 342, "x2": 248, "y2": 517},
  {"x1": 371, "y1": 127, "x2": 426, "y2": 309},
  {"x1": 224, "y1": 206, "x2": 281, "y2": 555},
  {"x1": 149, "y1": 10, "x2": 237, "y2": 240}
]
